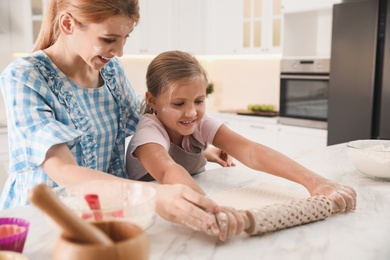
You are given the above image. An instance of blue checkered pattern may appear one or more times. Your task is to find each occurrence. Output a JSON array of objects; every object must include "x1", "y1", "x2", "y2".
[{"x1": 0, "y1": 50, "x2": 140, "y2": 209}]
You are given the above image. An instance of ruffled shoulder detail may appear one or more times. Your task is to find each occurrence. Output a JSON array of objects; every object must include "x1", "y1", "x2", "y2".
[
  {"x1": 33, "y1": 54, "x2": 98, "y2": 169},
  {"x1": 100, "y1": 59, "x2": 127, "y2": 177}
]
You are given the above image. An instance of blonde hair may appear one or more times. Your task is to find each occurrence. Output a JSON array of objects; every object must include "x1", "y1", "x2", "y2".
[
  {"x1": 142, "y1": 51, "x2": 208, "y2": 115},
  {"x1": 33, "y1": 0, "x2": 140, "y2": 52}
]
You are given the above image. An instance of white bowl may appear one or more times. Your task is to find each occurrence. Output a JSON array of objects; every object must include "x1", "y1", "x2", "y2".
[
  {"x1": 347, "y1": 139, "x2": 390, "y2": 180},
  {"x1": 54, "y1": 180, "x2": 156, "y2": 229}
]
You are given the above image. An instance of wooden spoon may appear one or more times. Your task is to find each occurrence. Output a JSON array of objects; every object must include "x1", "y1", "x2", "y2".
[{"x1": 28, "y1": 184, "x2": 114, "y2": 246}]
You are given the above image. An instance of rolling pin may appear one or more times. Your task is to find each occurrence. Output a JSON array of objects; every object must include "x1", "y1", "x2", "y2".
[{"x1": 244, "y1": 195, "x2": 335, "y2": 235}]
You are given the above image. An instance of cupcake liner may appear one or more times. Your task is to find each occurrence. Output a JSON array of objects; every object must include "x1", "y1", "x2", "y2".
[{"x1": 0, "y1": 218, "x2": 30, "y2": 253}]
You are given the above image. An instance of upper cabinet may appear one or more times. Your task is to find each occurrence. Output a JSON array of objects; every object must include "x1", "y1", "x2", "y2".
[
  {"x1": 124, "y1": 0, "x2": 175, "y2": 54},
  {"x1": 11, "y1": 0, "x2": 282, "y2": 55},
  {"x1": 9, "y1": 0, "x2": 48, "y2": 53},
  {"x1": 204, "y1": 0, "x2": 242, "y2": 54},
  {"x1": 124, "y1": 0, "x2": 206, "y2": 55},
  {"x1": 0, "y1": 0, "x2": 13, "y2": 71},
  {"x1": 206, "y1": 0, "x2": 282, "y2": 54},
  {"x1": 242, "y1": 0, "x2": 282, "y2": 53}
]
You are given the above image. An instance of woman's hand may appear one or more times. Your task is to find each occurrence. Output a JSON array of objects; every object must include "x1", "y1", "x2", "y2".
[
  {"x1": 213, "y1": 206, "x2": 248, "y2": 241},
  {"x1": 309, "y1": 179, "x2": 357, "y2": 213},
  {"x1": 153, "y1": 184, "x2": 220, "y2": 235},
  {"x1": 204, "y1": 146, "x2": 236, "y2": 167}
]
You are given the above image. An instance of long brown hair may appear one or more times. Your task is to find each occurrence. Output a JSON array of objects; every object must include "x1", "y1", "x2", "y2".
[
  {"x1": 142, "y1": 50, "x2": 209, "y2": 115},
  {"x1": 32, "y1": 0, "x2": 140, "y2": 52}
]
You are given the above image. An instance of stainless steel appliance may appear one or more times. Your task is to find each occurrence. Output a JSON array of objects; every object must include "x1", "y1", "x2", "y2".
[
  {"x1": 279, "y1": 59, "x2": 330, "y2": 129},
  {"x1": 328, "y1": 0, "x2": 390, "y2": 145}
]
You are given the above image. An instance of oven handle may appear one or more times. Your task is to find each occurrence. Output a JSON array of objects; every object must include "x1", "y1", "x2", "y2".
[{"x1": 280, "y1": 75, "x2": 330, "y2": 80}]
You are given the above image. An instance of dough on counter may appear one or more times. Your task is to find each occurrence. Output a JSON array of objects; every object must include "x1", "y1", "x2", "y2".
[{"x1": 209, "y1": 183, "x2": 307, "y2": 210}]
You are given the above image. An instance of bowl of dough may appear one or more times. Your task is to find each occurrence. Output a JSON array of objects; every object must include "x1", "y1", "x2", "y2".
[
  {"x1": 54, "y1": 180, "x2": 156, "y2": 229},
  {"x1": 347, "y1": 139, "x2": 390, "y2": 180}
]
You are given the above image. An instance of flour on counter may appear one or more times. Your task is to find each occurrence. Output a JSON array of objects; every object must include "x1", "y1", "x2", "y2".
[{"x1": 209, "y1": 183, "x2": 308, "y2": 210}]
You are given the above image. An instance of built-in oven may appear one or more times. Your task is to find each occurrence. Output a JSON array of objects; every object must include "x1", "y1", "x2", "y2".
[{"x1": 279, "y1": 59, "x2": 330, "y2": 129}]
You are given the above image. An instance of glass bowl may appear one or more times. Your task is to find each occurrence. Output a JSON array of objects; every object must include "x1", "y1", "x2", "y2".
[
  {"x1": 54, "y1": 180, "x2": 156, "y2": 229},
  {"x1": 346, "y1": 139, "x2": 390, "y2": 180}
]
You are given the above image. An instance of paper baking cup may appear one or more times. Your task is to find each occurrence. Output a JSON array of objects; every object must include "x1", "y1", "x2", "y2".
[{"x1": 0, "y1": 218, "x2": 30, "y2": 253}]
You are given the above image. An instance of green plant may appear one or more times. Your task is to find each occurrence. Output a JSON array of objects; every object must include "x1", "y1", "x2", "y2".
[{"x1": 206, "y1": 82, "x2": 214, "y2": 96}]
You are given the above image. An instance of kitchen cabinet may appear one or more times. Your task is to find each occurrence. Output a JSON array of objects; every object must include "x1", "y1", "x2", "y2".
[
  {"x1": 278, "y1": 124, "x2": 327, "y2": 156},
  {"x1": 241, "y1": 0, "x2": 283, "y2": 53},
  {"x1": 211, "y1": 113, "x2": 242, "y2": 134},
  {"x1": 210, "y1": 113, "x2": 327, "y2": 157},
  {"x1": 205, "y1": 0, "x2": 242, "y2": 54},
  {"x1": 207, "y1": 0, "x2": 282, "y2": 54},
  {"x1": 0, "y1": 0, "x2": 13, "y2": 71},
  {"x1": 124, "y1": 0, "x2": 174, "y2": 54},
  {"x1": 9, "y1": 0, "x2": 48, "y2": 53},
  {"x1": 124, "y1": 0, "x2": 206, "y2": 54},
  {"x1": 12, "y1": 0, "x2": 282, "y2": 55},
  {"x1": 210, "y1": 113, "x2": 279, "y2": 150},
  {"x1": 241, "y1": 118, "x2": 279, "y2": 150}
]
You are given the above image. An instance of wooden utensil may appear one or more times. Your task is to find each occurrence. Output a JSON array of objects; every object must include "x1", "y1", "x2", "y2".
[{"x1": 28, "y1": 184, "x2": 114, "y2": 245}]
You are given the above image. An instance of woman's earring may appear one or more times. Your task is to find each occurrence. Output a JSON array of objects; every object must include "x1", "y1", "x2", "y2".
[{"x1": 151, "y1": 108, "x2": 157, "y2": 115}]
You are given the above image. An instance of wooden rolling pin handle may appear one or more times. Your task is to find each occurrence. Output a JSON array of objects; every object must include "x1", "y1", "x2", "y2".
[{"x1": 28, "y1": 184, "x2": 114, "y2": 245}]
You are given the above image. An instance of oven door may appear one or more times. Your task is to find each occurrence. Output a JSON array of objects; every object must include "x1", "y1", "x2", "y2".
[{"x1": 279, "y1": 74, "x2": 329, "y2": 129}]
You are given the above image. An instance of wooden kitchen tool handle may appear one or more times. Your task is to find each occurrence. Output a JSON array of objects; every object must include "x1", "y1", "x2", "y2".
[
  {"x1": 28, "y1": 184, "x2": 114, "y2": 245},
  {"x1": 244, "y1": 195, "x2": 333, "y2": 235}
]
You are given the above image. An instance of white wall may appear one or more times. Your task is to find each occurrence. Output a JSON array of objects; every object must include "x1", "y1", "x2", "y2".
[
  {"x1": 118, "y1": 57, "x2": 281, "y2": 112},
  {"x1": 201, "y1": 58, "x2": 281, "y2": 111}
]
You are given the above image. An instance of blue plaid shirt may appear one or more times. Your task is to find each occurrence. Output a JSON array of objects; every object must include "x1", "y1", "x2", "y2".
[{"x1": 0, "y1": 51, "x2": 140, "y2": 209}]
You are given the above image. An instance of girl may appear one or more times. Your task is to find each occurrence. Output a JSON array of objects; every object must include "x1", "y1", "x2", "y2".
[
  {"x1": 0, "y1": 0, "x2": 223, "y2": 235},
  {"x1": 126, "y1": 50, "x2": 357, "y2": 240}
]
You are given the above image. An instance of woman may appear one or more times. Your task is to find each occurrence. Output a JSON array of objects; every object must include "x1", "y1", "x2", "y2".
[{"x1": 0, "y1": 0, "x2": 222, "y2": 235}]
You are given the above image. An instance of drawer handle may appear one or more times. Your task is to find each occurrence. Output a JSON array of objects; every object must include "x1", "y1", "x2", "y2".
[{"x1": 250, "y1": 125, "x2": 265, "y2": 129}]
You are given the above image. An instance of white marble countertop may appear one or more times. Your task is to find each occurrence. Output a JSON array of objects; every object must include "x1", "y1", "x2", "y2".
[{"x1": 1, "y1": 143, "x2": 390, "y2": 259}]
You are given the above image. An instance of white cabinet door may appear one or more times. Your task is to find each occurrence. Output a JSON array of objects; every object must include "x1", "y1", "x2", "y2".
[
  {"x1": 124, "y1": 0, "x2": 175, "y2": 54},
  {"x1": 0, "y1": 0, "x2": 13, "y2": 71},
  {"x1": 125, "y1": 0, "x2": 206, "y2": 55},
  {"x1": 210, "y1": 114, "x2": 242, "y2": 134},
  {"x1": 174, "y1": 0, "x2": 206, "y2": 54},
  {"x1": 9, "y1": 0, "x2": 48, "y2": 53},
  {"x1": 241, "y1": 0, "x2": 283, "y2": 54},
  {"x1": 241, "y1": 119, "x2": 278, "y2": 150},
  {"x1": 278, "y1": 124, "x2": 327, "y2": 156},
  {"x1": 205, "y1": 0, "x2": 242, "y2": 54}
]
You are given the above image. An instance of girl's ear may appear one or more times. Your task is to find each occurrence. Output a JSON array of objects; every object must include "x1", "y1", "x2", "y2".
[
  {"x1": 145, "y1": 91, "x2": 157, "y2": 110},
  {"x1": 59, "y1": 12, "x2": 75, "y2": 35}
]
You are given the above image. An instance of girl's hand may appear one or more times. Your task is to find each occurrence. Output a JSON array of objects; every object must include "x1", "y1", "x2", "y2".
[
  {"x1": 213, "y1": 206, "x2": 247, "y2": 241},
  {"x1": 154, "y1": 184, "x2": 220, "y2": 235},
  {"x1": 309, "y1": 179, "x2": 357, "y2": 213},
  {"x1": 204, "y1": 146, "x2": 236, "y2": 167}
]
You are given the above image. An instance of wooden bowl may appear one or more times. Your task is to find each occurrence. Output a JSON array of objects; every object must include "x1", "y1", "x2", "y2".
[{"x1": 53, "y1": 221, "x2": 148, "y2": 260}]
